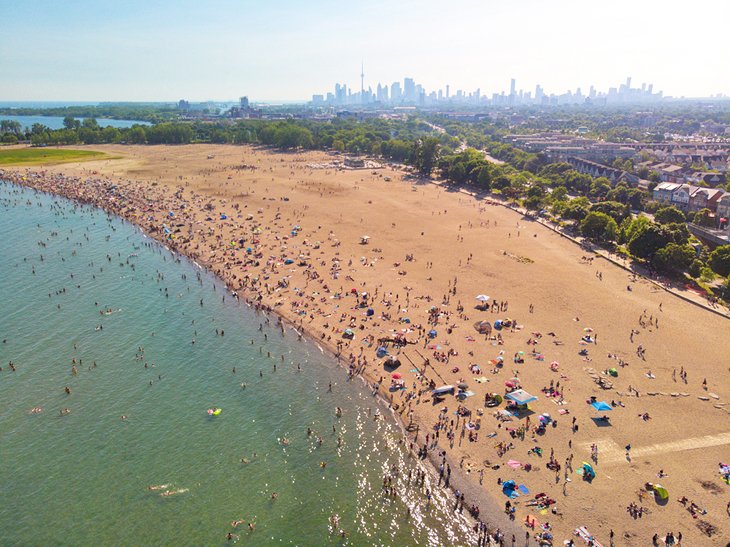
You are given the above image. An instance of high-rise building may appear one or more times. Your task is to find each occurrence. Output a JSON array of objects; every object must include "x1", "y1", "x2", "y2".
[
  {"x1": 240, "y1": 96, "x2": 249, "y2": 109},
  {"x1": 404, "y1": 78, "x2": 416, "y2": 103},
  {"x1": 391, "y1": 81, "x2": 402, "y2": 103},
  {"x1": 510, "y1": 78, "x2": 516, "y2": 96}
]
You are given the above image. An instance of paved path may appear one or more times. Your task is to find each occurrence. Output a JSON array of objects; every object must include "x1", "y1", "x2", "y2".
[{"x1": 586, "y1": 431, "x2": 730, "y2": 465}]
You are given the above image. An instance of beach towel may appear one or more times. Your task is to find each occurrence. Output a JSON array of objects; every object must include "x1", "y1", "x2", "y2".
[
  {"x1": 507, "y1": 460, "x2": 522, "y2": 469},
  {"x1": 518, "y1": 484, "x2": 529, "y2": 495},
  {"x1": 574, "y1": 526, "x2": 604, "y2": 547},
  {"x1": 525, "y1": 514, "x2": 539, "y2": 528}
]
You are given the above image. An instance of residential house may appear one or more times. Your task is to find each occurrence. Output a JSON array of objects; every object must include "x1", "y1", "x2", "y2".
[
  {"x1": 692, "y1": 172, "x2": 726, "y2": 187},
  {"x1": 688, "y1": 187, "x2": 725, "y2": 213},
  {"x1": 657, "y1": 164, "x2": 685, "y2": 183},
  {"x1": 669, "y1": 184, "x2": 692, "y2": 211},
  {"x1": 652, "y1": 182, "x2": 681, "y2": 205},
  {"x1": 717, "y1": 193, "x2": 730, "y2": 228}
]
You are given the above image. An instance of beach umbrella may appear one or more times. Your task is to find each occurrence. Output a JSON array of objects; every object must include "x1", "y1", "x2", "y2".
[
  {"x1": 608, "y1": 368, "x2": 618, "y2": 377},
  {"x1": 581, "y1": 462, "x2": 596, "y2": 479},
  {"x1": 652, "y1": 484, "x2": 669, "y2": 499},
  {"x1": 428, "y1": 329, "x2": 437, "y2": 338},
  {"x1": 591, "y1": 401, "x2": 612, "y2": 412},
  {"x1": 391, "y1": 372, "x2": 402, "y2": 379},
  {"x1": 475, "y1": 294, "x2": 490, "y2": 302},
  {"x1": 457, "y1": 382, "x2": 469, "y2": 390}
]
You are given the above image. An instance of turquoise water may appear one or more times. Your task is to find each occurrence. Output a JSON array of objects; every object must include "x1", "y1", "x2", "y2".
[
  {"x1": 0, "y1": 115, "x2": 149, "y2": 130},
  {"x1": 0, "y1": 181, "x2": 476, "y2": 546}
]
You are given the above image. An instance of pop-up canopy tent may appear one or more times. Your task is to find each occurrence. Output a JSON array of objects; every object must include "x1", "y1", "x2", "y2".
[
  {"x1": 505, "y1": 389, "x2": 538, "y2": 406},
  {"x1": 591, "y1": 401, "x2": 612, "y2": 412}
]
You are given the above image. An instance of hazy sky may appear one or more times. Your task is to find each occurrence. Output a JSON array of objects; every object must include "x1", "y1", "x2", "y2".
[{"x1": 2, "y1": 0, "x2": 728, "y2": 102}]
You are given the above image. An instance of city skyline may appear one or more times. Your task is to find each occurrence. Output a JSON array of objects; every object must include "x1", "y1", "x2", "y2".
[
  {"x1": 1, "y1": 0, "x2": 729, "y2": 102},
  {"x1": 311, "y1": 72, "x2": 673, "y2": 108}
]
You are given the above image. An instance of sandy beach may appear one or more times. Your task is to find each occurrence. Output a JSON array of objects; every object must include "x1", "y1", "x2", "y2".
[{"x1": 3, "y1": 143, "x2": 729, "y2": 546}]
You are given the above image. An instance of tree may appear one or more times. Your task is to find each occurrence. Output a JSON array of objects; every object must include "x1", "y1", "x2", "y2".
[
  {"x1": 562, "y1": 196, "x2": 591, "y2": 221},
  {"x1": 550, "y1": 186, "x2": 568, "y2": 203},
  {"x1": 626, "y1": 188, "x2": 647, "y2": 211},
  {"x1": 708, "y1": 245, "x2": 730, "y2": 277},
  {"x1": 524, "y1": 195, "x2": 544, "y2": 211},
  {"x1": 692, "y1": 208, "x2": 714, "y2": 228},
  {"x1": 654, "y1": 206, "x2": 685, "y2": 224},
  {"x1": 580, "y1": 211, "x2": 618, "y2": 242},
  {"x1": 413, "y1": 137, "x2": 440, "y2": 176},
  {"x1": 101, "y1": 125, "x2": 121, "y2": 143},
  {"x1": 0, "y1": 119, "x2": 22, "y2": 135},
  {"x1": 653, "y1": 243, "x2": 696, "y2": 273},
  {"x1": 688, "y1": 258, "x2": 704, "y2": 278},
  {"x1": 63, "y1": 116, "x2": 80, "y2": 130},
  {"x1": 589, "y1": 177, "x2": 612, "y2": 199},
  {"x1": 474, "y1": 165, "x2": 492, "y2": 189},
  {"x1": 30, "y1": 123, "x2": 49, "y2": 135},
  {"x1": 82, "y1": 117, "x2": 99, "y2": 129},
  {"x1": 126, "y1": 125, "x2": 147, "y2": 144},
  {"x1": 590, "y1": 201, "x2": 630, "y2": 224},
  {"x1": 628, "y1": 224, "x2": 670, "y2": 259}
]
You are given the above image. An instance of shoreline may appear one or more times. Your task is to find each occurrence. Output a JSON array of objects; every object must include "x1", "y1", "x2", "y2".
[
  {"x1": 3, "y1": 144, "x2": 728, "y2": 547},
  {"x1": 0, "y1": 172, "x2": 519, "y2": 544}
]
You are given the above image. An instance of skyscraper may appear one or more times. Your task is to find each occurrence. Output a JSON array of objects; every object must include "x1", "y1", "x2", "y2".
[
  {"x1": 404, "y1": 78, "x2": 416, "y2": 103},
  {"x1": 390, "y1": 81, "x2": 402, "y2": 103}
]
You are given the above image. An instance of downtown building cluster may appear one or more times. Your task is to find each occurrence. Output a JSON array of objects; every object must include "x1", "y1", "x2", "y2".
[{"x1": 311, "y1": 76, "x2": 664, "y2": 108}]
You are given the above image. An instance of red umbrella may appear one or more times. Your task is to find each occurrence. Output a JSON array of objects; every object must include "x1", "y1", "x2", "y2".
[{"x1": 391, "y1": 372, "x2": 402, "y2": 379}]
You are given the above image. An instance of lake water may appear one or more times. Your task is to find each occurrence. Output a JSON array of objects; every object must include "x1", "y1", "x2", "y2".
[
  {"x1": 0, "y1": 115, "x2": 149, "y2": 130},
  {"x1": 0, "y1": 181, "x2": 476, "y2": 545}
]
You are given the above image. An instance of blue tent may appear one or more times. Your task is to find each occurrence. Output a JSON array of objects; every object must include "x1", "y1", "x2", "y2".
[
  {"x1": 502, "y1": 480, "x2": 519, "y2": 498},
  {"x1": 591, "y1": 401, "x2": 612, "y2": 412},
  {"x1": 428, "y1": 329, "x2": 437, "y2": 338}
]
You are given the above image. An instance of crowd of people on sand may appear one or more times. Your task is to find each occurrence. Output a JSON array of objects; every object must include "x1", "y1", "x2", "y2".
[{"x1": 3, "y1": 157, "x2": 727, "y2": 547}]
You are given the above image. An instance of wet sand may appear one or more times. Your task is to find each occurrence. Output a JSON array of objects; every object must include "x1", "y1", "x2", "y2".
[{"x1": 3, "y1": 143, "x2": 729, "y2": 546}]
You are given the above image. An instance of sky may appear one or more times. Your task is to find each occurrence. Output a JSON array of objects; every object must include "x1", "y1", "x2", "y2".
[{"x1": 1, "y1": 0, "x2": 729, "y2": 102}]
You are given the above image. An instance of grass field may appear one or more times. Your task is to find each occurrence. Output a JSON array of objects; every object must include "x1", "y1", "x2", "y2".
[{"x1": 0, "y1": 148, "x2": 107, "y2": 166}]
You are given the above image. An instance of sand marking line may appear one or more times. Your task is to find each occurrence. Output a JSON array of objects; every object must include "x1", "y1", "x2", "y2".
[{"x1": 585, "y1": 431, "x2": 730, "y2": 465}]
